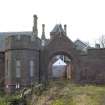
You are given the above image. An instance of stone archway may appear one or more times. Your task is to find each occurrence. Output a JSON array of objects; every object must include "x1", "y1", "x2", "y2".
[
  {"x1": 40, "y1": 24, "x2": 81, "y2": 83},
  {"x1": 48, "y1": 53, "x2": 73, "y2": 80}
]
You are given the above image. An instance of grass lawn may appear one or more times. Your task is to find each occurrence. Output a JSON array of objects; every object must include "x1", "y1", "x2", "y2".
[
  {"x1": 33, "y1": 80, "x2": 105, "y2": 105},
  {"x1": 1, "y1": 80, "x2": 105, "y2": 105}
]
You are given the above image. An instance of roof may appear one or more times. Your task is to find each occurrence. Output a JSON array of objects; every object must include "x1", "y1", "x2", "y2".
[
  {"x1": 74, "y1": 39, "x2": 91, "y2": 53},
  {"x1": 53, "y1": 58, "x2": 67, "y2": 66},
  {"x1": 0, "y1": 31, "x2": 32, "y2": 51},
  {"x1": 0, "y1": 31, "x2": 32, "y2": 36},
  {"x1": 51, "y1": 24, "x2": 64, "y2": 33},
  {"x1": 74, "y1": 39, "x2": 89, "y2": 48}
]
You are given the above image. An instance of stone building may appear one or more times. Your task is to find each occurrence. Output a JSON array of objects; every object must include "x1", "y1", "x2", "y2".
[{"x1": 0, "y1": 15, "x2": 105, "y2": 93}]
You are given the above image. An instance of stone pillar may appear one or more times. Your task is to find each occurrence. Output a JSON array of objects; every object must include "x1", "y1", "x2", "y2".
[
  {"x1": 41, "y1": 24, "x2": 46, "y2": 46},
  {"x1": 41, "y1": 24, "x2": 45, "y2": 40},
  {"x1": 64, "y1": 24, "x2": 67, "y2": 35},
  {"x1": 42, "y1": 24, "x2": 45, "y2": 36},
  {"x1": 33, "y1": 15, "x2": 38, "y2": 37}
]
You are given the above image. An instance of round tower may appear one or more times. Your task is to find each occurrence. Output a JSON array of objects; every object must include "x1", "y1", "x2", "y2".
[{"x1": 5, "y1": 35, "x2": 40, "y2": 93}]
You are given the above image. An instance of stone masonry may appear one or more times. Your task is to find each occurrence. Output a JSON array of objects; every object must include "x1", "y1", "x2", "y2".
[{"x1": 0, "y1": 15, "x2": 105, "y2": 93}]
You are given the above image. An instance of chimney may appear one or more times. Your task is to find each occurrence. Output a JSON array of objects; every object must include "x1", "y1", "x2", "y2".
[
  {"x1": 64, "y1": 24, "x2": 67, "y2": 35},
  {"x1": 41, "y1": 24, "x2": 46, "y2": 40},
  {"x1": 32, "y1": 14, "x2": 38, "y2": 37},
  {"x1": 42, "y1": 24, "x2": 45, "y2": 36}
]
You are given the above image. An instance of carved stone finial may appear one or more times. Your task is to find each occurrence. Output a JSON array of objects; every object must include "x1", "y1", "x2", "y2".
[{"x1": 64, "y1": 24, "x2": 67, "y2": 35}]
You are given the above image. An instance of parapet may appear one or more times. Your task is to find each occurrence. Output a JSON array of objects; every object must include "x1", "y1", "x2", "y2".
[
  {"x1": 5, "y1": 35, "x2": 40, "y2": 51},
  {"x1": 87, "y1": 48, "x2": 105, "y2": 57}
]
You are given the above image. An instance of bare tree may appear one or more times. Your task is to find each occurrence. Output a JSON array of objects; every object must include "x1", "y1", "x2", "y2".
[{"x1": 99, "y1": 35, "x2": 105, "y2": 48}]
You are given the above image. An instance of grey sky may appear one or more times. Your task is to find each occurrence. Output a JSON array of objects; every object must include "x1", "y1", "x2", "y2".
[{"x1": 0, "y1": 0, "x2": 105, "y2": 45}]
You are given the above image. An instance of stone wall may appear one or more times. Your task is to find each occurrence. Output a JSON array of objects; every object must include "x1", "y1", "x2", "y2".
[
  {"x1": 80, "y1": 48, "x2": 105, "y2": 84},
  {"x1": 1, "y1": 28, "x2": 105, "y2": 94},
  {"x1": 0, "y1": 52, "x2": 5, "y2": 89},
  {"x1": 40, "y1": 31, "x2": 81, "y2": 83}
]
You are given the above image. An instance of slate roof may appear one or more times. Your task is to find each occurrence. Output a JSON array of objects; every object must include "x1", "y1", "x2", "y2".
[
  {"x1": 0, "y1": 31, "x2": 32, "y2": 52},
  {"x1": 51, "y1": 24, "x2": 64, "y2": 33},
  {"x1": 74, "y1": 39, "x2": 91, "y2": 52},
  {"x1": 74, "y1": 39, "x2": 89, "y2": 48}
]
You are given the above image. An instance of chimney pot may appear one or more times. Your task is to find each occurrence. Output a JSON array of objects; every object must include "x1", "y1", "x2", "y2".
[{"x1": 32, "y1": 14, "x2": 38, "y2": 37}]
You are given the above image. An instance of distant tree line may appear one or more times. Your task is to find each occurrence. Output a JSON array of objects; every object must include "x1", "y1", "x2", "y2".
[{"x1": 99, "y1": 35, "x2": 105, "y2": 48}]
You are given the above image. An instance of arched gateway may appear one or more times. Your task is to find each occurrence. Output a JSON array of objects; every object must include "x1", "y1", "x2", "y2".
[{"x1": 40, "y1": 24, "x2": 81, "y2": 83}]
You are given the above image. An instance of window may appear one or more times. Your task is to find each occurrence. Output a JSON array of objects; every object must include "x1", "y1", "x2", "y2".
[
  {"x1": 16, "y1": 60, "x2": 21, "y2": 78},
  {"x1": 30, "y1": 60, "x2": 34, "y2": 77}
]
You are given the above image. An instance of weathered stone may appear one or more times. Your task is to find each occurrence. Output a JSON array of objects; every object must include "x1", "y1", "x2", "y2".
[{"x1": 0, "y1": 16, "x2": 105, "y2": 94}]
